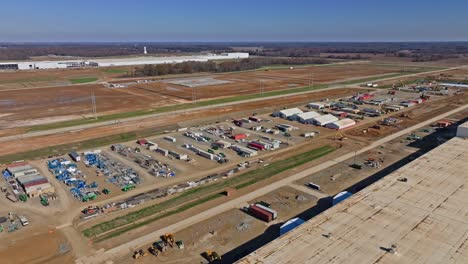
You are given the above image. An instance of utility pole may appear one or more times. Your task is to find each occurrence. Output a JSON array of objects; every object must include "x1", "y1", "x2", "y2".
[
  {"x1": 91, "y1": 89, "x2": 97, "y2": 120},
  {"x1": 192, "y1": 86, "x2": 196, "y2": 103}
]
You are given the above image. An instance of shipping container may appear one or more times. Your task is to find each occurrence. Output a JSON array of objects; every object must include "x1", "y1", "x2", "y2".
[
  {"x1": 232, "y1": 133, "x2": 248, "y2": 140},
  {"x1": 248, "y1": 142, "x2": 265, "y2": 151},
  {"x1": 249, "y1": 205, "x2": 273, "y2": 222},
  {"x1": 255, "y1": 203, "x2": 278, "y2": 219}
]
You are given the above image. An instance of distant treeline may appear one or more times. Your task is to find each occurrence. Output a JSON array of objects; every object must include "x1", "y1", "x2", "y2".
[
  {"x1": 132, "y1": 57, "x2": 329, "y2": 77},
  {"x1": 1, "y1": 42, "x2": 468, "y2": 62}
]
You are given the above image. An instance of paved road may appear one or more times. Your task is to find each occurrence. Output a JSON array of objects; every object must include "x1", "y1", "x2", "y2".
[
  {"x1": 75, "y1": 103, "x2": 468, "y2": 264},
  {"x1": 2, "y1": 64, "x2": 466, "y2": 143}
]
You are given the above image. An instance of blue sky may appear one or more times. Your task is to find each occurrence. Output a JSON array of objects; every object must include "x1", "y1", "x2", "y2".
[{"x1": 0, "y1": 0, "x2": 467, "y2": 42}]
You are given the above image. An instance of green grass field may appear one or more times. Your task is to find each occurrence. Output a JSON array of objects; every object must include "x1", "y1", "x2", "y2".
[
  {"x1": 83, "y1": 145, "x2": 335, "y2": 241},
  {"x1": 69, "y1": 77, "x2": 98, "y2": 84}
]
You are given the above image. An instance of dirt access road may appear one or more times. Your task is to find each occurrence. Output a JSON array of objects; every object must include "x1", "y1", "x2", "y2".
[{"x1": 75, "y1": 103, "x2": 468, "y2": 264}]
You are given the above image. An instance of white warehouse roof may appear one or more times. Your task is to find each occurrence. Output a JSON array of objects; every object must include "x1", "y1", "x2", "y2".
[
  {"x1": 311, "y1": 114, "x2": 339, "y2": 126},
  {"x1": 294, "y1": 111, "x2": 321, "y2": 121},
  {"x1": 0, "y1": 53, "x2": 249, "y2": 70},
  {"x1": 238, "y1": 136, "x2": 468, "y2": 264},
  {"x1": 278, "y1": 108, "x2": 304, "y2": 117},
  {"x1": 326, "y1": 118, "x2": 356, "y2": 130},
  {"x1": 456, "y1": 120, "x2": 468, "y2": 138}
]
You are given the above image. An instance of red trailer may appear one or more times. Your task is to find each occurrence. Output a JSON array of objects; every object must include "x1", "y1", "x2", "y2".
[
  {"x1": 248, "y1": 142, "x2": 265, "y2": 151},
  {"x1": 358, "y1": 93, "x2": 374, "y2": 101},
  {"x1": 232, "y1": 133, "x2": 248, "y2": 140},
  {"x1": 137, "y1": 139, "x2": 148, "y2": 146},
  {"x1": 249, "y1": 204, "x2": 273, "y2": 222}
]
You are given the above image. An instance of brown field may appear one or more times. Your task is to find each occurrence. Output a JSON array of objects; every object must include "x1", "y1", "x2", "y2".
[
  {"x1": 0, "y1": 66, "x2": 131, "y2": 89},
  {"x1": 0, "y1": 84, "x2": 179, "y2": 128},
  {"x1": 0, "y1": 64, "x2": 398, "y2": 129},
  {"x1": 129, "y1": 64, "x2": 399, "y2": 100},
  {"x1": 0, "y1": 88, "x2": 364, "y2": 156}
]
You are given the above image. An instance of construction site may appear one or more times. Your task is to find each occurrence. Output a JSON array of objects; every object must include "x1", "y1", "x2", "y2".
[{"x1": 0, "y1": 50, "x2": 467, "y2": 264}]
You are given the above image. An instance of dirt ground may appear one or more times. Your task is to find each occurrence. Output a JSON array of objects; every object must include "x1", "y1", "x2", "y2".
[
  {"x1": 0, "y1": 208, "x2": 73, "y2": 264},
  {"x1": 112, "y1": 186, "x2": 318, "y2": 264},
  {"x1": 0, "y1": 63, "x2": 397, "y2": 129},
  {"x1": 0, "y1": 87, "x2": 364, "y2": 156},
  {"x1": 0, "y1": 83, "x2": 181, "y2": 129},
  {"x1": 123, "y1": 63, "x2": 398, "y2": 101},
  {"x1": 0, "y1": 66, "x2": 130, "y2": 89}
]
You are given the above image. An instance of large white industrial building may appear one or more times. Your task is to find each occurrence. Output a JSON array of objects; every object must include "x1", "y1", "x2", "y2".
[
  {"x1": 238, "y1": 127, "x2": 468, "y2": 264},
  {"x1": 0, "y1": 52, "x2": 249, "y2": 70}
]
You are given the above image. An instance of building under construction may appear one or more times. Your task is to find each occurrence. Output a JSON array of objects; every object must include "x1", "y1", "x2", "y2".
[{"x1": 237, "y1": 122, "x2": 468, "y2": 264}]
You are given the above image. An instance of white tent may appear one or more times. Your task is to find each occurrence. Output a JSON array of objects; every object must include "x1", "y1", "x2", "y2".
[
  {"x1": 311, "y1": 114, "x2": 339, "y2": 126},
  {"x1": 293, "y1": 111, "x2": 321, "y2": 123},
  {"x1": 326, "y1": 118, "x2": 356, "y2": 130},
  {"x1": 273, "y1": 108, "x2": 303, "y2": 118}
]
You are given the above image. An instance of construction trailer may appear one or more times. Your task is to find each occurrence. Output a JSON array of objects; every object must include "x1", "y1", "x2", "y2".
[
  {"x1": 308, "y1": 102, "x2": 325, "y2": 110},
  {"x1": 326, "y1": 118, "x2": 356, "y2": 130},
  {"x1": 231, "y1": 145, "x2": 258, "y2": 157},
  {"x1": 69, "y1": 151, "x2": 81, "y2": 162},
  {"x1": 212, "y1": 140, "x2": 232, "y2": 149},
  {"x1": 163, "y1": 136, "x2": 177, "y2": 143}
]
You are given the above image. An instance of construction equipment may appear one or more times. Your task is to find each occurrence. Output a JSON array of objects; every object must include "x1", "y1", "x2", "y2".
[
  {"x1": 406, "y1": 133, "x2": 421, "y2": 141},
  {"x1": 176, "y1": 240, "x2": 185, "y2": 249},
  {"x1": 132, "y1": 251, "x2": 141, "y2": 259},
  {"x1": 161, "y1": 233, "x2": 175, "y2": 247},
  {"x1": 132, "y1": 249, "x2": 147, "y2": 259},
  {"x1": 153, "y1": 240, "x2": 167, "y2": 252},
  {"x1": 334, "y1": 131, "x2": 347, "y2": 141},
  {"x1": 18, "y1": 194, "x2": 28, "y2": 202},
  {"x1": 8, "y1": 212, "x2": 15, "y2": 221},
  {"x1": 203, "y1": 250, "x2": 222, "y2": 262},
  {"x1": 121, "y1": 184, "x2": 136, "y2": 192},
  {"x1": 148, "y1": 246, "x2": 159, "y2": 256},
  {"x1": 40, "y1": 194, "x2": 49, "y2": 206}
]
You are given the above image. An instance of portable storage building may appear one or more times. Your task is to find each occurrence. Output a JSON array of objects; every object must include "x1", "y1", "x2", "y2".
[
  {"x1": 69, "y1": 151, "x2": 81, "y2": 162},
  {"x1": 273, "y1": 108, "x2": 303, "y2": 119},
  {"x1": 326, "y1": 118, "x2": 356, "y2": 130},
  {"x1": 164, "y1": 136, "x2": 177, "y2": 143},
  {"x1": 311, "y1": 114, "x2": 339, "y2": 126},
  {"x1": 294, "y1": 111, "x2": 321, "y2": 123}
]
